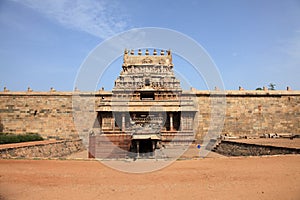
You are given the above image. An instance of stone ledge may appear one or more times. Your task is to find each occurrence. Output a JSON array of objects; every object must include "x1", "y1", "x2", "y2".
[
  {"x1": 214, "y1": 140, "x2": 300, "y2": 156},
  {"x1": 0, "y1": 140, "x2": 62, "y2": 150},
  {"x1": 1, "y1": 90, "x2": 299, "y2": 97},
  {"x1": 0, "y1": 139, "x2": 84, "y2": 159}
]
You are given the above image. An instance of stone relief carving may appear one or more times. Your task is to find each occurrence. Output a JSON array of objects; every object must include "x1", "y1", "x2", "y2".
[
  {"x1": 159, "y1": 58, "x2": 165, "y2": 65},
  {"x1": 113, "y1": 49, "x2": 181, "y2": 91},
  {"x1": 142, "y1": 57, "x2": 153, "y2": 64}
]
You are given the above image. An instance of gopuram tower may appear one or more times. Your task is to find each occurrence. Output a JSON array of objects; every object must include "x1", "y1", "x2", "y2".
[{"x1": 89, "y1": 49, "x2": 197, "y2": 159}]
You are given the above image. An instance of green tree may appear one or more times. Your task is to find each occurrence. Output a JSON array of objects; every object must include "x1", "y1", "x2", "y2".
[{"x1": 268, "y1": 83, "x2": 276, "y2": 90}]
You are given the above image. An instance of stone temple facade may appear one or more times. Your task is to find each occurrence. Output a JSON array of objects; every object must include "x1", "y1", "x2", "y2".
[
  {"x1": 1, "y1": 50, "x2": 299, "y2": 159},
  {"x1": 89, "y1": 49, "x2": 197, "y2": 158}
]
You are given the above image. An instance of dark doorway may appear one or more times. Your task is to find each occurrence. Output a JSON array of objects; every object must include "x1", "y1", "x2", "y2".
[
  {"x1": 139, "y1": 139, "x2": 153, "y2": 154},
  {"x1": 130, "y1": 139, "x2": 155, "y2": 158},
  {"x1": 140, "y1": 92, "x2": 155, "y2": 100}
]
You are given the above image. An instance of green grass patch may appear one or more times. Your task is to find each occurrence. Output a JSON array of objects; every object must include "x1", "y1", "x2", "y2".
[{"x1": 0, "y1": 132, "x2": 44, "y2": 144}]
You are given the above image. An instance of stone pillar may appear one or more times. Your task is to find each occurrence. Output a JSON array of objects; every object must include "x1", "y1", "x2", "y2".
[
  {"x1": 122, "y1": 113, "x2": 126, "y2": 132},
  {"x1": 180, "y1": 113, "x2": 185, "y2": 131},
  {"x1": 152, "y1": 141, "x2": 156, "y2": 157},
  {"x1": 111, "y1": 117, "x2": 115, "y2": 131},
  {"x1": 169, "y1": 113, "x2": 173, "y2": 131},
  {"x1": 136, "y1": 141, "x2": 140, "y2": 158}
]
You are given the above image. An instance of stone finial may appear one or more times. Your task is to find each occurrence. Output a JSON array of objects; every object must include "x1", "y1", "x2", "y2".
[
  {"x1": 167, "y1": 49, "x2": 171, "y2": 55},
  {"x1": 145, "y1": 49, "x2": 149, "y2": 55},
  {"x1": 153, "y1": 49, "x2": 157, "y2": 55},
  {"x1": 287, "y1": 86, "x2": 291, "y2": 91},
  {"x1": 160, "y1": 50, "x2": 165, "y2": 55},
  {"x1": 214, "y1": 86, "x2": 219, "y2": 91},
  {"x1": 239, "y1": 86, "x2": 244, "y2": 91},
  {"x1": 50, "y1": 87, "x2": 56, "y2": 92},
  {"x1": 3, "y1": 87, "x2": 9, "y2": 92},
  {"x1": 138, "y1": 49, "x2": 142, "y2": 55},
  {"x1": 263, "y1": 86, "x2": 268, "y2": 91},
  {"x1": 190, "y1": 87, "x2": 196, "y2": 91},
  {"x1": 124, "y1": 49, "x2": 128, "y2": 55},
  {"x1": 130, "y1": 49, "x2": 134, "y2": 55},
  {"x1": 101, "y1": 87, "x2": 104, "y2": 91},
  {"x1": 27, "y1": 87, "x2": 33, "y2": 92}
]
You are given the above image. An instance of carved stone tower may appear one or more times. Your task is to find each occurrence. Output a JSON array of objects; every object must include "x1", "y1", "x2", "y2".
[
  {"x1": 89, "y1": 49, "x2": 196, "y2": 159},
  {"x1": 114, "y1": 48, "x2": 180, "y2": 93}
]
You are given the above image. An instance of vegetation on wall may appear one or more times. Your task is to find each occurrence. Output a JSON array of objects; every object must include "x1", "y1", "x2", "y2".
[
  {"x1": 268, "y1": 83, "x2": 276, "y2": 90},
  {"x1": 0, "y1": 133, "x2": 43, "y2": 144},
  {"x1": 256, "y1": 83, "x2": 276, "y2": 90}
]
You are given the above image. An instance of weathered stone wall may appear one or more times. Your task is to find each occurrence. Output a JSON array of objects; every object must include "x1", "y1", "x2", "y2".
[
  {"x1": 0, "y1": 139, "x2": 84, "y2": 159},
  {"x1": 0, "y1": 92, "x2": 76, "y2": 138},
  {"x1": 0, "y1": 90, "x2": 299, "y2": 140},
  {"x1": 195, "y1": 90, "x2": 300, "y2": 140},
  {"x1": 89, "y1": 134, "x2": 131, "y2": 159}
]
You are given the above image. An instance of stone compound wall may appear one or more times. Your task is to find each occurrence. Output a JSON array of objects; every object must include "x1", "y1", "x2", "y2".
[
  {"x1": 0, "y1": 90, "x2": 299, "y2": 140},
  {"x1": 195, "y1": 90, "x2": 300, "y2": 140},
  {"x1": 0, "y1": 139, "x2": 84, "y2": 159},
  {"x1": 0, "y1": 92, "x2": 77, "y2": 138}
]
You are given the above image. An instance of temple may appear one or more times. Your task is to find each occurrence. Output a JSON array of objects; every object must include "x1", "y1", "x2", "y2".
[{"x1": 89, "y1": 49, "x2": 197, "y2": 159}]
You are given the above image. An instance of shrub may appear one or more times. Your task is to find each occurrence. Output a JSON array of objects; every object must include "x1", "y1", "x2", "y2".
[{"x1": 0, "y1": 133, "x2": 43, "y2": 144}]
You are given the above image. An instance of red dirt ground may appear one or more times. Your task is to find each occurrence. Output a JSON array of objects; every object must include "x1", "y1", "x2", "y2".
[{"x1": 0, "y1": 155, "x2": 299, "y2": 200}]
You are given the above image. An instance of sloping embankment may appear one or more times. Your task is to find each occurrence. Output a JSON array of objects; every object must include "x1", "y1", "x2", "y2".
[
  {"x1": 213, "y1": 139, "x2": 300, "y2": 156},
  {"x1": 0, "y1": 139, "x2": 84, "y2": 159}
]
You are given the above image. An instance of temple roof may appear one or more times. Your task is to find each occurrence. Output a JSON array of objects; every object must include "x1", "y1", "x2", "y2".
[
  {"x1": 123, "y1": 49, "x2": 173, "y2": 67},
  {"x1": 113, "y1": 49, "x2": 181, "y2": 92}
]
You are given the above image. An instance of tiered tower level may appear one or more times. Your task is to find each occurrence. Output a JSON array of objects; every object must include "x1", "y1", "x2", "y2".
[{"x1": 114, "y1": 49, "x2": 180, "y2": 93}]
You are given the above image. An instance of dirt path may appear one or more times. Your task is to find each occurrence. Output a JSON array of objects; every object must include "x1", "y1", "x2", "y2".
[{"x1": 0, "y1": 155, "x2": 299, "y2": 200}]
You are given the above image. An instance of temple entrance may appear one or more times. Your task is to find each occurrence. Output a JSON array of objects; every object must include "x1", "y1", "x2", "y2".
[
  {"x1": 139, "y1": 139, "x2": 153, "y2": 154},
  {"x1": 130, "y1": 139, "x2": 157, "y2": 158},
  {"x1": 89, "y1": 49, "x2": 197, "y2": 160}
]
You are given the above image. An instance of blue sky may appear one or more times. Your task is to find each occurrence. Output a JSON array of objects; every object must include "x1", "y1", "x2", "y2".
[{"x1": 0, "y1": 0, "x2": 300, "y2": 91}]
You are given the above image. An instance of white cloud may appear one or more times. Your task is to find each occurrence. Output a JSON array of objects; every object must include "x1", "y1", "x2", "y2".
[{"x1": 13, "y1": 0, "x2": 130, "y2": 39}]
